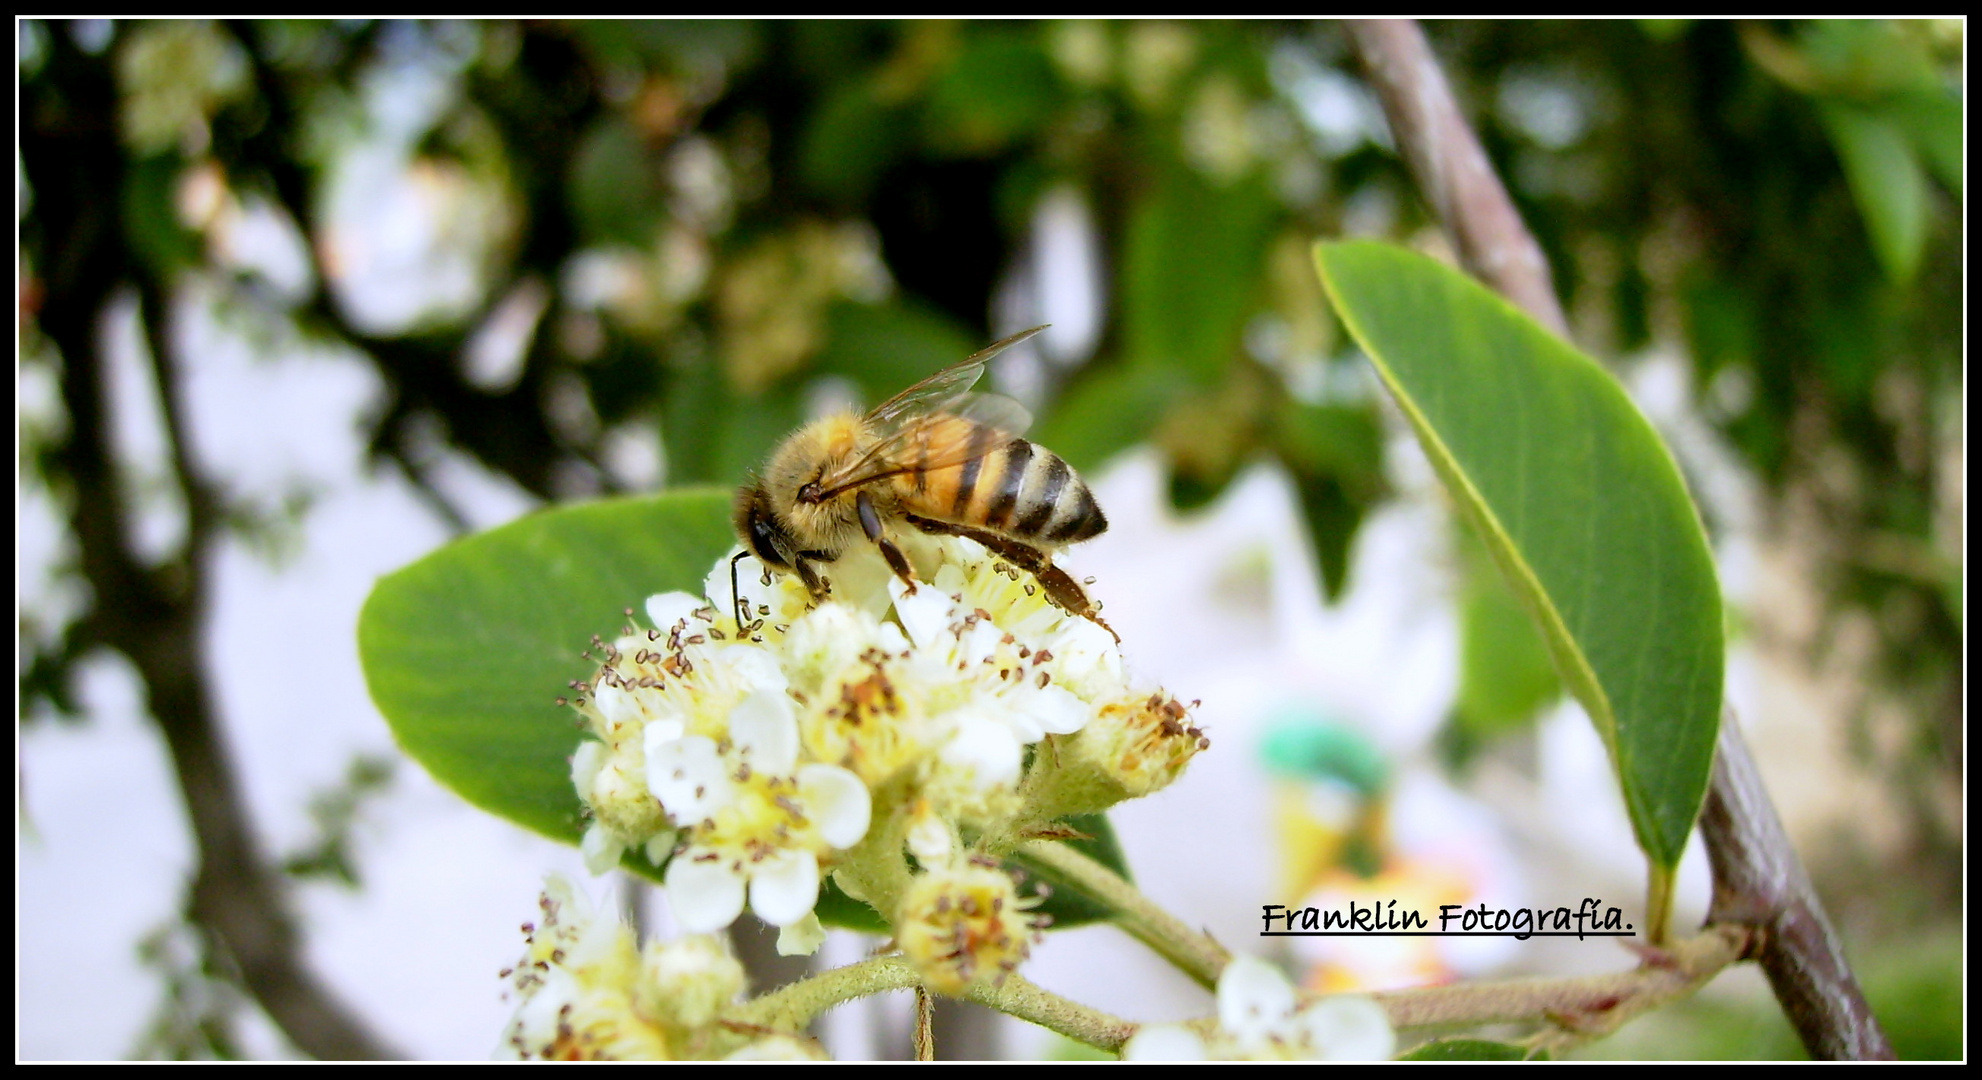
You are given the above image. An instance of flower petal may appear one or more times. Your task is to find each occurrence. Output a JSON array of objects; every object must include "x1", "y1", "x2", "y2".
[
  {"x1": 579, "y1": 822, "x2": 626, "y2": 876},
  {"x1": 775, "y1": 912, "x2": 827, "y2": 957},
  {"x1": 666, "y1": 853, "x2": 747, "y2": 933},
  {"x1": 642, "y1": 830, "x2": 677, "y2": 866},
  {"x1": 702, "y1": 556, "x2": 749, "y2": 624},
  {"x1": 646, "y1": 734, "x2": 731, "y2": 824},
  {"x1": 645, "y1": 591, "x2": 704, "y2": 632},
  {"x1": 797, "y1": 763, "x2": 872, "y2": 849},
  {"x1": 1297, "y1": 995, "x2": 1396, "y2": 1062},
  {"x1": 571, "y1": 740, "x2": 607, "y2": 791},
  {"x1": 1121, "y1": 1025, "x2": 1209, "y2": 1061},
  {"x1": 1028, "y1": 684, "x2": 1091, "y2": 736},
  {"x1": 723, "y1": 646, "x2": 790, "y2": 695},
  {"x1": 939, "y1": 715, "x2": 1024, "y2": 790},
  {"x1": 747, "y1": 849, "x2": 821, "y2": 927},
  {"x1": 593, "y1": 680, "x2": 640, "y2": 733},
  {"x1": 1217, "y1": 954, "x2": 1297, "y2": 1048},
  {"x1": 890, "y1": 578, "x2": 955, "y2": 650},
  {"x1": 906, "y1": 804, "x2": 954, "y2": 863},
  {"x1": 730, "y1": 690, "x2": 800, "y2": 775}
]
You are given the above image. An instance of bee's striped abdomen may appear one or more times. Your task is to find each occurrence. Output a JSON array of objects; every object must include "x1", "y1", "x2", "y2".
[{"x1": 901, "y1": 419, "x2": 1106, "y2": 546}]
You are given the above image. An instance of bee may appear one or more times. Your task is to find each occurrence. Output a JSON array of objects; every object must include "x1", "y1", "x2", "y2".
[{"x1": 732, "y1": 325, "x2": 1113, "y2": 639}]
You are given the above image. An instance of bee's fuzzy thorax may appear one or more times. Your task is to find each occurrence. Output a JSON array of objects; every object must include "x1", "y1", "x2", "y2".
[{"x1": 758, "y1": 413, "x2": 874, "y2": 552}]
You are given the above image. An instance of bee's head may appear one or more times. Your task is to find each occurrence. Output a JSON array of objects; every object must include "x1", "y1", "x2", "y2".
[{"x1": 733, "y1": 482, "x2": 796, "y2": 570}]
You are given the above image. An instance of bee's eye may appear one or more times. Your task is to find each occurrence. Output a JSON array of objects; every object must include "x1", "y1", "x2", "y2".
[{"x1": 749, "y1": 515, "x2": 789, "y2": 568}]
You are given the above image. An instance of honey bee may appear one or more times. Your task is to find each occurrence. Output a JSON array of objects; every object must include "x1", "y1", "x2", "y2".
[{"x1": 732, "y1": 325, "x2": 1113, "y2": 638}]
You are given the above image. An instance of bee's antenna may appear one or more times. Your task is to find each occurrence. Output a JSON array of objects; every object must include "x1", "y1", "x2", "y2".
[{"x1": 730, "y1": 550, "x2": 749, "y2": 632}]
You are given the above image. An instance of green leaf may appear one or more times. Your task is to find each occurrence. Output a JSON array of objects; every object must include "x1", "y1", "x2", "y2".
[
  {"x1": 1032, "y1": 361, "x2": 1185, "y2": 475},
  {"x1": 1818, "y1": 101, "x2": 1929, "y2": 284},
  {"x1": 922, "y1": 31, "x2": 1060, "y2": 156},
  {"x1": 1451, "y1": 521, "x2": 1562, "y2": 745},
  {"x1": 799, "y1": 83, "x2": 906, "y2": 203},
  {"x1": 1401, "y1": 1038, "x2": 1543, "y2": 1061},
  {"x1": 813, "y1": 877, "x2": 890, "y2": 934},
  {"x1": 1273, "y1": 401, "x2": 1386, "y2": 601},
  {"x1": 1121, "y1": 164, "x2": 1276, "y2": 387},
  {"x1": 359, "y1": 491, "x2": 736, "y2": 847},
  {"x1": 567, "y1": 116, "x2": 668, "y2": 247},
  {"x1": 122, "y1": 155, "x2": 204, "y2": 274},
  {"x1": 813, "y1": 300, "x2": 977, "y2": 410},
  {"x1": 659, "y1": 356, "x2": 806, "y2": 487},
  {"x1": 1889, "y1": 87, "x2": 1963, "y2": 198},
  {"x1": 1314, "y1": 241, "x2": 1723, "y2": 936}
]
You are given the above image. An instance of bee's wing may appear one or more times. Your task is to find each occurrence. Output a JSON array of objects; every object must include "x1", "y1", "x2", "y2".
[
  {"x1": 862, "y1": 324, "x2": 1048, "y2": 431},
  {"x1": 942, "y1": 392, "x2": 1033, "y2": 439},
  {"x1": 813, "y1": 326, "x2": 1047, "y2": 500},
  {"x1": 813, "y1": 395, "x2": 1034, "y2": 500}
]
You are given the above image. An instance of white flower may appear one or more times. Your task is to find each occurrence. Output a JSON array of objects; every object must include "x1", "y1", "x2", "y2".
[
  {"x1": 649, "y1": 690, "x2": 871, "y2": 932},
  {"x1": 1122, "y1": 955, "x2": 1395, "y2": 1062},
  {"x1": 563, "y1": 535, "x2": 1196, "y2": 946},
  {"x1": 498, "y1": 875, "x2": 820, "y2": 1060}
]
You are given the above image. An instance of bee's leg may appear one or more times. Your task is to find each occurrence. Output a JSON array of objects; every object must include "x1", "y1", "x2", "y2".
[
  {"x1": 794, "y1": 555, "x2": 833, "y2": 604},
  {"x1": 857, "y1": 490, "x2": 919, "y2": 593},
  {"x1": 730, "y1": 550, "x2": 751, "y2": 630},
  {"x1": 902, "y1": 514, "x2": 1118, "y2": 643}
]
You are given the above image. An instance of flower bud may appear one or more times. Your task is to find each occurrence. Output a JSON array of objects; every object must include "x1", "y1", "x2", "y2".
[
  {"x1": 634, "y1": 934, "x2": 746, "y2": 1029},
  {"x1": 896, "y1": 859, "x2": 1041, "y2": 996}
]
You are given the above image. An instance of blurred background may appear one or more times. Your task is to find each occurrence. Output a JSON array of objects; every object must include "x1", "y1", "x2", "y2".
[{"x1": 18, "y1": 19, "x2": 1962, "y2": 1060}]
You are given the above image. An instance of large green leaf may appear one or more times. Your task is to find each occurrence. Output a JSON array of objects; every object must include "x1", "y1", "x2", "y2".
[
  {"x1": 359, "y1": 491, "x2": 737, "y2": 844},
  {"x1": 1313, "y1": 241, "x2": 1723, "y2": 936}
]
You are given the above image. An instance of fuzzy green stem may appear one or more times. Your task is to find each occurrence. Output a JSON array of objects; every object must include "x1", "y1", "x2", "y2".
[
  {"x1": 964, "y1": 973, "x2": 1137, "y2": 1052},
  {"x1": 733, "y1": 955, "x2": 922, "y2": 1032},
  {"x1": 731, "y1": 955, "x2": 1137, "y2": 1052},
  {"x1": 830, "y1": 786, "x2": 917, "y2": 926},
  {"x1": 1015, "y1": 839, "x2": 1230, "y2": 990}
]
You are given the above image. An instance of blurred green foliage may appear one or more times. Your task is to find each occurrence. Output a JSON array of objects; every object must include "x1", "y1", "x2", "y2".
[{"x1": 20, "y1": 15, "x2": 1962, "y2": 1019}]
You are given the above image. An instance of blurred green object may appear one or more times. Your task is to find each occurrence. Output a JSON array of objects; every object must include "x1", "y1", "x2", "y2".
[{"x1": 1258, "y1": 706, "x2": 1387, "y2": 796}]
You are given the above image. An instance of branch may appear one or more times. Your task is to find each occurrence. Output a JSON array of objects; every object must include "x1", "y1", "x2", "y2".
[
  {"x1": 1344, "y1": 20, "x2": 1568, "y2": 337},
  {"x1": 1373, "y1": 925, "x2": 1749, "y2": 1053},
  {"x1": 23, "y1": 32, "x2": 401, "y2": 1060},
  {"x1": 1700, "y1": 712, "x2": 1894, "y2": 1059},
  {"x1": 1344, "y1": 19, "x2": 1891, "y2": 1060}
]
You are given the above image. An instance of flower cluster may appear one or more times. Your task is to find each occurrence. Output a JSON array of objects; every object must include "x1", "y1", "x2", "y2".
[
  {"x1": 1121, "y1": 955, "x2": 1395, "y2": 1062},
  {"x1": 566, "y1": 536, "x2": 1206, "y2": 992},
  {"x1": 497, "y1": 875, "x2": 824, "y2": 1061}
]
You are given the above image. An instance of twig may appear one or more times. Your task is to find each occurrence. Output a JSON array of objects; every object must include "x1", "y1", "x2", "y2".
[
  {"x1": 1344, "y1": 20, "x2": 1568, "y2": 336},
  {"x1": 914, "y1": 987, "x2": 936, "y2": 1061},
  {"x1": 22, "y1": 32, "x2": 401, "y2": 1061},
  {"x1": 1373, "y1": 925, "x2": 1750, "y2": 1052},
  {"x1": 1701, "y1": 712, "x2": 1894, "y2": 1059},
  {"x1": 1344, "y1": 19, "x2": 1892, "y2": 1060}
]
